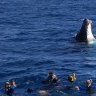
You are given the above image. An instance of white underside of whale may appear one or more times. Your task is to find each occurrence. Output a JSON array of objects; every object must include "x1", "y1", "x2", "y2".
[{"x1": 87, "y1": 23, "x2": 95, "y2": 42}]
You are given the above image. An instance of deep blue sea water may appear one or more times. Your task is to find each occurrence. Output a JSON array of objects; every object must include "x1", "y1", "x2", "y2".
[{"x1": 0, "y1": 0, "x2": 96, "y2": 96}]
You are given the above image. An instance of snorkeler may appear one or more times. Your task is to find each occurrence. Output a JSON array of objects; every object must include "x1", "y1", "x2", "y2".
[
  {"x1": 5, "y1": 81, "x2": 11, "y2": 92},
  {"x1": 5, "y1": 81, "x2": 13, "y2": 96},
  {"x1": 5, "y1": 80, "x2": 16, "y2": 96},
  {"x1": 11, "y1": 80, "x2": 16, "y2": 88},
  {"x1": 46, "y1": 71, "x2": 58, "y2": 83},
  {"x1": 86, "y1": 79, "x2": 92, "y2": 91},
  {"x1": 65, "y1": 72, "x2": 79, "y2": 90},
  {"x1": 68, "y1": 72, "x2": 76, "y2": 83}
]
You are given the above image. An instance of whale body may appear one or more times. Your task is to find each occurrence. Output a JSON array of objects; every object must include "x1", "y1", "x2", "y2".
[{"x1": 75, "y1": 18, "x2": 95, "y2": 43}]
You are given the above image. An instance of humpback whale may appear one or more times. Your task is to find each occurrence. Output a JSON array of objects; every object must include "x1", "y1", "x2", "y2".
[{"x1": 75, "y1": 18, "x2": 95, "y2": 43}]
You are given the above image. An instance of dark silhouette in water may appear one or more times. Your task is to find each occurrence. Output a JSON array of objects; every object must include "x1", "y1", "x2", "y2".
[
  {"x1": 75, "y1": 18, "x2": 95, "y2": 43},
  {"x1": 43, "y1": 71, "x2": 58, "y2": 84},
  {"x1": 27, "y1": 88, "x2": 33, "y2": 93}
]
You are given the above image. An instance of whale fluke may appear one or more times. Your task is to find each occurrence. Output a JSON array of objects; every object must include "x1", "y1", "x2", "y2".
[{"x1": 75, "y1": 18, "x2": 95, "y2": 43}]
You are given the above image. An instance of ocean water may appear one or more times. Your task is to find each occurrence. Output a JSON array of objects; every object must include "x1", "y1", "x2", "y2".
[{"x1": 0, "y1": 0, "x2": 96, "y2": 96}]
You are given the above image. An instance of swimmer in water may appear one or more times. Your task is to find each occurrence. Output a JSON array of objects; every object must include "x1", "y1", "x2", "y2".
[
  {"x1": 47, "y1": 71, "x2": 58, "y2": 83},
  {"x1": 5, "y1": 81, "x2": 14, "y2": 96},
  {"x1": 86, "y1": 79, "x2": 92, "y2": 92},
  {"x1": 43, "y1": 71, "x2": 58, "y2": 84},
  {"x1": 11, "y1": 80, "x2": 16, "y2": 88},
  {"x1": 67, "y1": 73, "x2": 79, "y2": 90},
  {"x1": 68, "y1": 72, "x2": 76, "y2": 83}
]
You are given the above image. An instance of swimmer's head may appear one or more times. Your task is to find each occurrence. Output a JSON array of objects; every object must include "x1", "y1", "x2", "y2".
[
  {"x1": 86, "y1": 80, "x2": 91, "y2": 87},
  {"x1": 68, "y1": 72, "x2": 76, "y2": 82},
  {"x1": 49, "y1": 71, "x2": 53, "y2": 76}
]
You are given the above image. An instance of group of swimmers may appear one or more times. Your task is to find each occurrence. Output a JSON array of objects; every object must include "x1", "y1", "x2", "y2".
[
  {"x1": 45, "y1": 71, "x2": 92, "y2": 91},
  {"x1": 42, "y1": 71, "x2": 92, "y2": 92},
  {"x1": 27, "y1": 71, "x2": 93, "y2": 96},
  {"x1": 2, "y1": 71, "x2": 93, "y2": 96},
  {"x1": 2, "y1": 80, "x2": 16, "y2": 96}
]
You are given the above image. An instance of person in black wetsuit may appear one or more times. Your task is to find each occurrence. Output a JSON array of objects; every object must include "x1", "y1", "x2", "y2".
[
  {"x1": 42, "y1": 71, "x2": 58, "y2": 84},
  {"x1": 47, "y1": 71, "x2": 58, "y2": 83}
]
